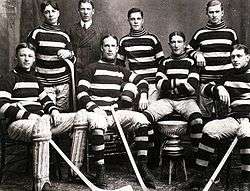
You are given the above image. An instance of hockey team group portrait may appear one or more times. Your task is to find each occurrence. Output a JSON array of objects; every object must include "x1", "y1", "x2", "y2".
[{"x1": 0, "y1": 0, "x2": 250, "y2": 191}]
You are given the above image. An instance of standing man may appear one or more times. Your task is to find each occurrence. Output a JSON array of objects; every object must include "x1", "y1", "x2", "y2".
[
  {"x1": 27, "y1": 0, "x2": 75, "y2": 112},
  {"x1": 189, "y1": 0, "x2": 238, "y2": 118},
  {"x1": 77, "y1": 34, "x2": 156, "y2": 189},
  {"x1": 116, "y1": 8, "x2": 164, "y2": 167},
  {"x1": 188, "y1": 44, "x2": 250, "y2": 191},
  {"x1": 69, "y1": 0, "x2": 107, "y2": 77},
  {"x1": 116, "y1": 7, "x2": 164, "y2": 104}
]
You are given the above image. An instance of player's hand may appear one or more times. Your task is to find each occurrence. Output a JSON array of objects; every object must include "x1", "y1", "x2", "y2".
[{"x1": 138, "y1": 92, "x2": 148, "y2": 111}]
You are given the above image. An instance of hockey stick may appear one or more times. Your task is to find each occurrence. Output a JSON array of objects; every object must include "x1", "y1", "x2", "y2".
[
  {"x1": 16, "y1": 103, "x2": 133, "y2": 191},
  {"x1": 110, "y1": 107, "x2": 149, "y2": 191},
  {"x1": 50, "y1": 139, "x2": 133, "y2": 191},
  {"x1": 203, "y1": 137, "x2": 238, "y2": 191},
  {"x1": 64, "y1": 59, "x2": 76, "y2": 111}
]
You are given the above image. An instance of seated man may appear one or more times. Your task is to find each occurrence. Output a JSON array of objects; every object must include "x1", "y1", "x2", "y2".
[
  {"x1": 77, "y1": 34, "x2": 156, "y2": 189},
  {"x1": 142, "y1": 31, "x2": 203, "y2": 150},
  {"x1": 0, "y1": 42, "x2": 87, "y2": 191},
  {"x1": 189, "y1": 44, "x2": 250, "y2": 191}
]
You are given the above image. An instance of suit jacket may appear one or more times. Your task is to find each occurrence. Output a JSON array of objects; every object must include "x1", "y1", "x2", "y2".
[{"x1": 69, "y1": 21, "x2": 107, "y2": 75}]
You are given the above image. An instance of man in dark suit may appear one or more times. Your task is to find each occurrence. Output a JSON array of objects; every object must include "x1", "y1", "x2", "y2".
[{"x1": 69, "y1": 0, "x2": 107, "y2": 78}]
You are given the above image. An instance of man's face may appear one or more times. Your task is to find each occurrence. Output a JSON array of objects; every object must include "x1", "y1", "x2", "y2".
[
  {"x1": 17, "y1": 48, "x2": 35, "y2": 71},
  {"x1": 207, "y1": 4, "x2": 224, "y2": 24},
  {"x1": 169, "y1": 35, "x2": 186, "y2": 55},
  {"x1": 78, "y1": 2, "x2": 94, "y2": 22},
  {"x1": 231, "y1": 49, "x2": 249, "y2": 69},
  {"x1": 128, "y1": 12, "x2": 144, "y2": 31},
  {"x1": 101, "y1": 37, "x2": 118, "y2": 60},
  {"x1": 43, "y1": 5, "x2": 60, "y2": 25}
]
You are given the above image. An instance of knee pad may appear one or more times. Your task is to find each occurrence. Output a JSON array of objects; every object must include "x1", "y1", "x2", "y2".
[
  {"x1": 74, "y1": 109, "x2": 88, "y2": 127},
  {"x1": 33, "y1": 115, "x2": 51, "y2": 140},
  {"x1": 121, "y1": 83, "x2": 138, "y2": 103}
]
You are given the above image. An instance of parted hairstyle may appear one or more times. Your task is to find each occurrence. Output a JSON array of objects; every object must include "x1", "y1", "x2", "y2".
[
  {"x1": 16, "y1": 42, "x2": 36, "y2": 57},
  {"x1": 127, "y1": 8, "x2": 144, "y2": 19},
  {"x1": 40, "y1": 0, "x2": 59, "y2": 13},
  {"x1": 232, "y1": 44, "x2": 249, "y2": 55},
  {"x1": 169, "y1": 31, "x2": 186, "y2": 42},
  {"x1": 206, "y1": 0, "x2": 223, "y2": 12},
  {"x1": 78, "y1": 0, "x2": 94, "y2": 9},
  {"x1": 100, "y1": 34, "x2": 119, "y2": 47}
]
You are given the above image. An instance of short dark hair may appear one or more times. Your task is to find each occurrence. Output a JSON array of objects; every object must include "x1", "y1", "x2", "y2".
[
  {"x1": 206, "y1": 0, "x2": 223, "y2": 13},
  {"x1": 232, "y1": 44, "x2": 249, "y2": 55},
  {"x1": 40, "y1": 0, "x2": 59, "y2": 13},
  {"x1": 127, "y1": 8, "x2": 143, "y2": 19},
  {"x1": 100, "y1": 34, "x2": 119, "y2": 47},
  {"x1": 16, "y1": 43, "x2": 36, "y2": 57},
  {"x1": 169, "y1": 31, "x2": 186, "y2": 42},
  {"x1": 78, "y1": 0, "x2": 94, "y2": 9}
]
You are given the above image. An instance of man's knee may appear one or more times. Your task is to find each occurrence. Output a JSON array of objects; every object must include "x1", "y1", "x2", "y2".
[
  {"x1": 121, "y1": 83, "x2": 138, "y2": 103},
  {"x1": 203, "y1": 120, "x2": 221, "y2": 138},
  {"x1": 74, "y1": 109, "x2": 88, "y2": 127},
  {"x1": 88, "y1": 112, "x2": 108, "y2": 132},
  {"x1": 189, "y1": 112, "x2": 203, "y2": 126},
  {"x1": 33, "y1": 115, "x2": 51, "y2": 140}
]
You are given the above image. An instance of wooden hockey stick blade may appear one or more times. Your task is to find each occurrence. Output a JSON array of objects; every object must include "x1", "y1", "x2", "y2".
[
  {"x1": 50, "y1": 140, "x2": 133, "y2": 191},
  {"x1": 110, "y1": 107, "x2": 149, "y2": 191},
  {"x1": 203, "y1": 137, "x2": 238, "y2": 191}
]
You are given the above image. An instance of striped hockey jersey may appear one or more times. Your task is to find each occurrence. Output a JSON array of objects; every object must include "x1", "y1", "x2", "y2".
[
  {"x1": 77, "y1": 59, "x2": 149, "y2": 112},
  {"x1": 189, "y1": 22, "x2": 238, "y2": 83},
  {"x1": 203, "y1": 64, "x2": 250, "y2": 118},
  {"x1": 27, "y1": 23, "x2": 75, "y2": 86},
  {"x1": 156, "y1": 53, "x2": 200, "y2": 100},
  {"x1": 0, "y1": 67, "x2": 57, "y2": 122},
  {"x1": 116, "y1": 28, "x2": 164, "y2": 84}
]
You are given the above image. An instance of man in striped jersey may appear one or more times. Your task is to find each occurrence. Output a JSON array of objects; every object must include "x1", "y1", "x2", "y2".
[
  {"x1": 142, "y1": 31, "x2": 203, "y2": 151},
  {"x1": 27, "y1": 0, "x2": 76, "y2": 112},
  {"x1": 116, "y1": 7, "x2": 164, "y2": 169},
  {"x1": 188, "y1": 44, "x2": 250, "y2": 191},
  {"x1": 189, "y1": 0, "x2": 238, "y2": 118},
  {"x1": 0, "y1": 43, "x2": 90, "y2": 191},
  {"x1": 77, "y1": 34, "x2": 156, "y2": 189},
  {"x1": 116, "y1": 7, "x2": 164, "y2": 104}
]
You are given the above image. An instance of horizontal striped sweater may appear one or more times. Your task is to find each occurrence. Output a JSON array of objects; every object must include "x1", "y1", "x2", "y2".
[
  {"x1": 189, "y1": 21, "x2": 238, "y2": 83},
  {"x1": 27, "y1": 23, "x2": 75, "y2": 86},
  {"x1": 77, "y1": 59, "x2": 149, "y2": 112},
  {"x1": 156, "y1": 53, "x2": 200, "y2": 100},
  {"x1": 203, "y1": 64, "x2": 250, "y2": 118},
  {"x1": 116, "y1": 28, "x2": 164, "y2": 84},
  {"x1": 0, "y1": 67, "x2": 57, "y2": 122}
]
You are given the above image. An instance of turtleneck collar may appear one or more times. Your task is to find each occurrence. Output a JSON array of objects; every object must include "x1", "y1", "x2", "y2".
[
  {"x1": 129, "y1": 27, "x2": 147, "y2": 37},
  {"x1": 41, "y1": 22, "x2": 61, "y2": 31},
  {"x1": 170, "y1": 52, "x2": 188, "y2": 60},
  {"x1": 99, "y1": 58, "x2": 115, "y2": 64},
  {"x1": 206, "y1": 20, "x2": 226, "y2": 30},
  {"x1": 14, "y1": 66, "x2": 32, "y2": 74}
]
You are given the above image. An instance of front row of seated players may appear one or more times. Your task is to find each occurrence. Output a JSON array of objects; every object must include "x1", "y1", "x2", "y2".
[{"x1": 187, "y1": 44, "x2": 250, "y2": 191}]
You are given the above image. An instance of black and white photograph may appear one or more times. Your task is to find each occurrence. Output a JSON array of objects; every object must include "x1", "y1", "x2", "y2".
[{"x1": 0, "y1": 0, "x2": 250, "y2": 190}]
